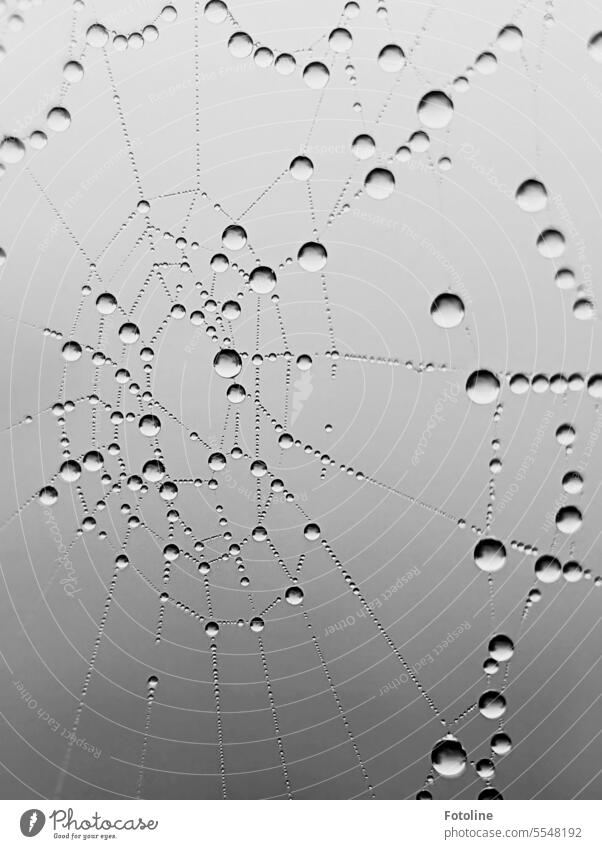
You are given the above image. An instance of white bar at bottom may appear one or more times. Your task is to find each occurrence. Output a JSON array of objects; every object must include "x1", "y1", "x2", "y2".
[{"x1": 1, "y1": 799, "x2": 599, "y2": 849}]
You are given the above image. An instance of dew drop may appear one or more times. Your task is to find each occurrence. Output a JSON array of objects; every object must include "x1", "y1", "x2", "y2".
[
  {"x1": 213, "y1": 349, "x2": 242, "y2": 379},
  {"x1": 431, "y1": 737, "x2": 467, "y2": 778},
  {"x1": 430, "y1": 293, "x2": 464, "y2": 328},
  {"x1": 478, "y1": 690, "x2": 506, "y2": 719},
  {"x1": 535, "y1": 553, "x2": 562, "y2": 584},
  {"x1": 417, "y1": 91, "x2": 454, "y2": 129},
  {"x1": 377, "y1": 43, "x2": 405, "y2": 73},
  {"x1": 466, "y1": 370, "x2": 500, "y2": 405},
  {"x1": 474, "y1": 538, "x2": 506, "y2": 573},
  {"x1": 298, "y1": 241, "x2": 327, "y2": 272},
  {"x1": 303, "y1": 61, "x2": 330, "y2": 89},
  {"x1": 515, "y1": 179, "x2": 547, "y2": 212},
  {"x1": 289, "y1": 155, "x2": 313, "y2": 181},
  {"x1": 364, "y1": 167, "x2": 395, "y2": 199}
]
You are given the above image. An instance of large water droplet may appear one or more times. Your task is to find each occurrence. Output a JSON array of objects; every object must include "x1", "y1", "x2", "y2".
[
  {"x1": 474, "y1": 538, "x2": 506, "y2": 573},
  {"x1": 466, "y1": 370, "x2": 500, "y2": 405},
  {"x1": 213, "y1": 349, "x2": 242, "y2": 379},
  {"x1": 430, "y1": 293, "x2": 464, "y2": 328},
  {"x1": 431, "y1": 737, "x2": 467, "y2": 778},
  {"x1": 364, "y1": 167, "x2": 395, "y2": 199},
  {"x1": 417, "y1": 91, "x2": 454, "y2": 129}
]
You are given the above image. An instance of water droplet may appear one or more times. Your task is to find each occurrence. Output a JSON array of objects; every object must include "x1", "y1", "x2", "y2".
[
  {"x1": 351, "y1": 134, "x2": 376, "y2": 160},
  {"x1": 142, "y1": 459, "x2": 165, "y2": 482},
  {"x1": 431, "y1": 737, "x2": 467, "y2": 778},
  {"x1": 478, "y1": 690, "x2": 506, "y2": 719},
  {"x1": 213, "y1": 349, "x2": 242, "y2": 379},
  {"x1": 377, "y1": 43, "x2": 405, "y2": 73},
  {"x1": 555, "y1": 505, "x2": 582, "y2": 534},
  {"x1": 303, "y1": 61, "x2": 330, "y2": 89},
  {"x1": 556, "y1": 423, "x2": 576, "y2": 446},
  {"x1": 119, "y1": 322, "x2": 140, "y2": 344},
  {"x1": 563, "y1": 560, "x2": 583, "y2": 583},
  {"x1": 204, "y1": 1, "x2": 229, "y2": 24},
  {"x1": 96, "y1": 292, "x2": 117, "y2": 314},
  {"x1": 298, "y1": 241, "x2": 327, "y2": 272},
  {"x1": 83, "y1": 451, "x2": 104, "y2": 472},
  {"x1": 491, "y1": 731, "x2": 512, "y2": 755},
  {"x1": 537, "y1": 229, "x2": 565, "y2": 258},
  {"x1": 222, "y1": 300, "x2": 241, "y2": 320},
  {"x1": 476, "y1": 758, "x2": 495, "y2": 779},
  {"x1": 209, "y1": 452, "x2": 227, "y2": 471},
  {"x1": 573, "y1": 298, "x2": 594, "y2": 320},
  {"x1": 249, "y1": 265, "x2": 276, "y2": 294},
  {"x1": 430, "y1": 293, "x2": 464, "y2": 328},
  {"x1": 304, "y1": 522, "x2": 321, "y2": 540},
  {"x1": 139, "y1": 414, "x2": 161, "y2": 437},
  {"x1": 554, "y1": 268, "x2": 576, "y2": 290},
  {"x1": 227, "y1": 383, "x2": 246, "y2": 403},
  {"x1": 329, "y1": 27, "x2": 352, "y2": 53},
  {"x1": 205, "y1": 621, "x2": 219, "y2": 637},
  {"x1": 479, "y1": 788, "x2": 503, "y2": 800},
  {"x1": 364, "y1": 167, "x2": 395, "y2": 199},
  {"x1": 488, "y1": 634, "x2": 514, "y2": 662},
  {"x1": 61, "y1": 341, "x2": 82, "y2": 362},
  {"x1": 535, "y1": 554, "x2": 562, "y2": 583},
  {"x1": 60, "y1": 460, "x2": 81, "y2": 482},
  {"x1": 0, "y1": 136, "x2": 25, "y2": 164},
  {"x1": 588, "y1": 32, "x2": 602, "y2": 62},
  {"x1": 497, "y1": 24, "x2": 523, "y2": 52},
  {"x1": 515, "y1": 179, "x2": 547, "y2": 212},
  {"x1": 562, "y1": 471, "x2": 583, "y2": 494},
  {"x1": 466, "y1": 370, "x2": 500, "y2": 405},
  {"x1": 275, "y1": 53, "x2": 296, "y2": 75},
  {"x1": 474, "y1": 538, "x2": 506, "y2": 573},
  {"x1": 285, "y1": 586, "x2": 304, "y2": 605},
  {"x1": 228, "y1": 32, "x2": 253, "y2": 58},
  {"x1": 222, "y1": 225, "x2": 247, "y2": 251},
  {"x1": 47, "y1": 107, "x2": 71, "y2": 133},
  {"x1": 475, "y1": 51, "x2": 498, "y2": 74},
  {"x1": 289, "y1": 155, "x2": 313, "y2": 180},
  {"x1": 39, "y1": 486, "x2": 58, "y2": 506}
]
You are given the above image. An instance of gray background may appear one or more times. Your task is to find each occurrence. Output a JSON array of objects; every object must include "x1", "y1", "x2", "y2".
[{"x1": 0, "y1": 0, "x2": 602, "y2": 799}]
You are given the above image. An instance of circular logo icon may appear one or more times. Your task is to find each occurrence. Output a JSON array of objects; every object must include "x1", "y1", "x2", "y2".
[{"x1": 20, "y1": 810, "x2": 46, "y2": 837}]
